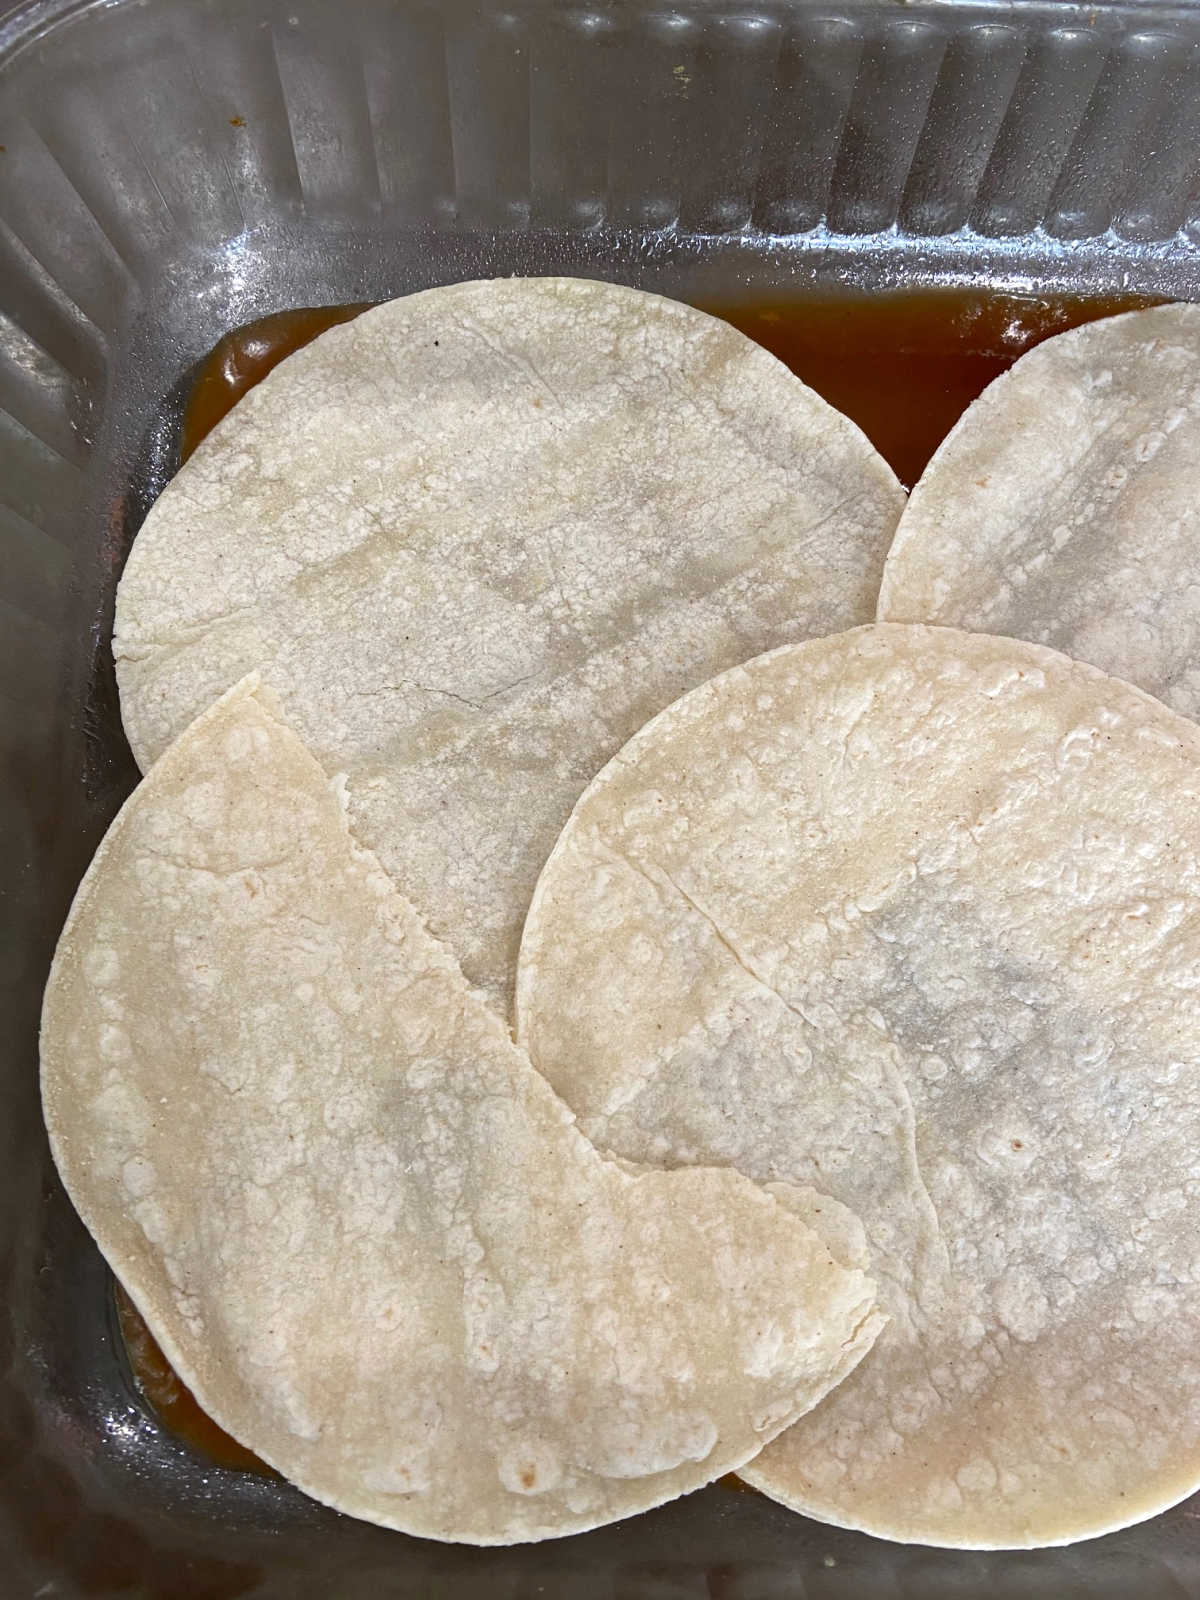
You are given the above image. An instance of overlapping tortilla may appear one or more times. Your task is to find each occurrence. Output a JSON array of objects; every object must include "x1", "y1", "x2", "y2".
[
  {"x1": 517, "y1": 624, "x2": 1200, "y2": 1547},
  {"x1": 114, "y1": 277, "x2": 904, "y2": 1011},
  {"x1": 878, "y1": 304, "x2": 1200, "y2": 719},
  {"x1": 39, "y1": 677, "x2": 882, "y2": 1545}
]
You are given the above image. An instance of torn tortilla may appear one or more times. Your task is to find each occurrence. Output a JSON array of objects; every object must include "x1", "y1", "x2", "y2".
[
  {"x1": 517, "y1": 623, "x2": 1200, "y2": 1547},
  {"x1": 39, "y1": 677, "x2": 882, "y2": 1545}
]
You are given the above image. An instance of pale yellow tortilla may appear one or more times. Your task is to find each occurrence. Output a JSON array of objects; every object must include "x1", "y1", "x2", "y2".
[
  {"x1": 517, "y1": 624, "x2": 1200, "y2": 1548},
  {"x1": 114, "y1": 277, "x2": 904, "y2": 1012},
  {"x1": 39, "y1": 677, "x2": 882, "y2": 1545},
  {"x1": 878, "y1": 303, "x2": 1200, "y2": 719}
]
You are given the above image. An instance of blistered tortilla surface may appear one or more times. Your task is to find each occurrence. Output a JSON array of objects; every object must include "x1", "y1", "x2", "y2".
[
  {"x1": 517, "y1": 623, "x2": 1200, "y2": 1547},
  {"x1": 39, "y1": 679, "x2": 882, "y2": 1545},
  {"x1": 114, "y1": 277, "x2": 903, "y2": 1010},
  {"x1": 878, "y1": 303, "x2": 1200, "y2": 720}
]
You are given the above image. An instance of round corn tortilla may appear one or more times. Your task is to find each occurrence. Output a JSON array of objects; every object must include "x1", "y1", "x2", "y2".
[
  {"x1": 516, "y1": 623, "x2": 1200, "y2": 1548},
  {"x1": 877, "y1": 303, "x2": 1200, "y2": 719},
  {"x1": 39, "y1": 676, "x2": 883, "y2": 1545},
  {"x1": 113, "y1": 276, "x2": 904, "y2": 1013}
]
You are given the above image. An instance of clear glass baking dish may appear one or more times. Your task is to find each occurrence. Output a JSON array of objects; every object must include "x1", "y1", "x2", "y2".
[{"x1": 4, "y1": 0, "x2": 1200, "y2": 1591}]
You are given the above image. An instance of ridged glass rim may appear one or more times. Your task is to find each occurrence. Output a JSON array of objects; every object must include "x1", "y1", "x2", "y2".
[{"x1": 5, "y1": 0, "x2": 1200, "y2": 75}]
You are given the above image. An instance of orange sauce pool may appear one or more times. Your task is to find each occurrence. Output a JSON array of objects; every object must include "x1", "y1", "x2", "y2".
[
  {"x1": 709, "y1": 291, "x2": 1163, "y2": 488},
  {"x1": 115, "y1": 1284, "x2": 273, "y2": 1474},
  {"x1": 180, "y1": 303, "x2": 368, "y2": 464},
  {"x1": 179, "y1": 288, "x2": 1163, "y2": 481},
  {"x1": 122, "y1": 281, "x2": 1163, "y2": 1474}
]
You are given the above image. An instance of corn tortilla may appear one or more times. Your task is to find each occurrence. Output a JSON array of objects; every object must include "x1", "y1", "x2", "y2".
[
  {"x1": 114, "y1": 277, "x2": 904, "y2": 1013},
  {"x1": 39, "y1": 677, "x2": 883, "y2": 1545},
  {"x1": 517, "y1": 623, "x2": 1200, "y2": 1548},
  {"x1": 878, "y1": 303, "x2": 1200, "y2": 720}
]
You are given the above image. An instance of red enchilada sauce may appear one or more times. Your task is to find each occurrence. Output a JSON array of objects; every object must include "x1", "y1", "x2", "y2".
[{"x1": 122, "y1": 286, "x2": 1161, "y2": 1474}]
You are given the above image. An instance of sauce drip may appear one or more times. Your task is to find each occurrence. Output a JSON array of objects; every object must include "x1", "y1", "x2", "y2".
[{"x1": 123, "y1": 283, "x2": 1163, "y2": 1473}]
